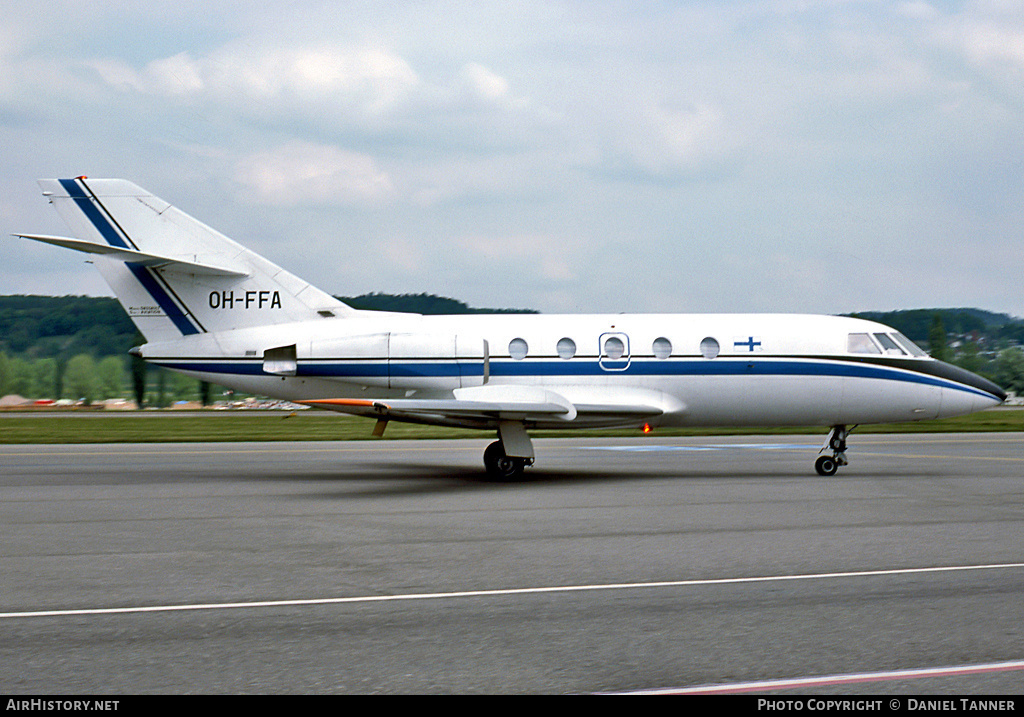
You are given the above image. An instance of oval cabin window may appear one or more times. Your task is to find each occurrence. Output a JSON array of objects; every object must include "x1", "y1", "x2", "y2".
[
  {"x1": 700, "y1": 337, "x2": 720, "y2": 359},
  {"x1": 652, "y1": 337, "x2": 672, "y2": 359},
  {"x1": 556, "y1": 337, "x2": 576, "y2": 360},
  {"x1": 604, "y1": 336, "x2": 625, "y2": 360},
  {"x1": 509, "y1": 338, "x2": 529, "y2": 360}
]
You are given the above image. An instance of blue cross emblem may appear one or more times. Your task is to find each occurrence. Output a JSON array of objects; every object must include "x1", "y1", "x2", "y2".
[{"x1": 734, "y1": 336, "x2": 762, "y2": 352}]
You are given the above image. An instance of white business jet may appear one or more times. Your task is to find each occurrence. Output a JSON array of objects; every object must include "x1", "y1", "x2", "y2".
[{"x1": 16, "y1": 178, "x2": 1006, "y2": 478}]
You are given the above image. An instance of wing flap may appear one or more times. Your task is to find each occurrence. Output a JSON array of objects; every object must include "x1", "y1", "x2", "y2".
[
  {"x1": 298, "y1": 384, "x2": 667, "y2": 427},
  {"x1": 298, "y1": 396, "x2": 575, "y2": 422}
]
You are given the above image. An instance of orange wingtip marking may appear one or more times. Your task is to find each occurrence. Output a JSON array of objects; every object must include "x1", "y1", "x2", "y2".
[{"x1": 298, "y1": 399, "x2": 385, "y2": 408}]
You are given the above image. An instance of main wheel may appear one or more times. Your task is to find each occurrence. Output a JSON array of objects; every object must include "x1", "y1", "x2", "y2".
[
  {"x1": 815, "y1": 455, "x2": 838, "y2": 476},
  {"x1": 483, "y1": 441, "x2": 526, "y2": 480}
]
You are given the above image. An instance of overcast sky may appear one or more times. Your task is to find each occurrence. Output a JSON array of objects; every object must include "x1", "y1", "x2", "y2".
[{"x1": 1, "y1": 1, "x2": 1022, "y2": 317}]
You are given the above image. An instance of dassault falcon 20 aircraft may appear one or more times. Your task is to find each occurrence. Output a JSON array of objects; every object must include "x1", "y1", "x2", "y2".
[{"x1": 16, "y1": 177, "x2": 1006, "y2": 478}]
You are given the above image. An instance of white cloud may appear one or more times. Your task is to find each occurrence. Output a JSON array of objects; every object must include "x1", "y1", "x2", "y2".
[
  {"x1": 452, "y1": 233, "x2": 577, "y2": 283},
  {"x1": 76, "y1": 38, "x2": 548, "y2": 158},
  {"x1": 957, "y1": 22, "x2": 1024, "y2": 69},
  {"x1": 897, "y1": 2, "x2": 940, "y2": 21},
  {"x1": 232, "y1": 141, "x2": 393, "y2": 206},
  {"x1": 87, "y1": 41, "x2": 422, "y2": 123},
  {"x1": 90, "y1": 52, "x2": 204, "y2": 95},
  {"x1": 458, "y1": 62, "x2": 529, "y2": 110},
  {"x1": 460, "y1": 63, "x2": 510, "y2": 102},
  {"x1": 588, "y1": 97, "x2": 742, "y2": 183},
  {"x1": 642, "y1": 101, "x2": 730, "y2": 174},
  {"x1": 207, "y1": 43, "x2": 420, "y2": 115}
]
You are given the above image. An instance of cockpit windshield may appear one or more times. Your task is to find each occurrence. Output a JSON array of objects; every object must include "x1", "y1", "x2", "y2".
[
  {"x1": 848, "y1": 333, "x2": 882, "y2": 354},
  {"x1": 892, "y1": 332, "x2": 928, "y2": 357},
  {"x1": 874, "y1": 333, "x2": 906, "y2": 355},
  {"x1": 848, "y1": 332, "x2": 928, "y2": 357}
]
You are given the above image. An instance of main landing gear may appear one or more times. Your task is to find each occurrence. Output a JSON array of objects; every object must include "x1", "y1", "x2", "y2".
[
  {"x1": 483, "y1": 440, "x2": 534, "y2": 479},
  {"x1": 483, "y1": 420, "x2": 535, "y2": 480},
  {"x1": 815, "y1": 425, "x2": 852, "y2": 476}
]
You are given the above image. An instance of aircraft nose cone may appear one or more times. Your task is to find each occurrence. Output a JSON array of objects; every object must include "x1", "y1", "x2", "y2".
[
  {"x1": 942, "y1": 362, "x2": 1007, "y2": 404},
  {"x1": 932, "y1": 360, "x2": 1007, "y2": 418}
]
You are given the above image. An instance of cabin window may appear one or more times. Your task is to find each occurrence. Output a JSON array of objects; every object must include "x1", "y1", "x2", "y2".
[
  {"x1": 652, "y1": 337, "x2": 672, "y2": 359},
  {"x1": 893, "y1": 332, "x2": 928, "y2": 357},
  {"x1": 604, "y1": 336, "x2": 626, "y2": 360},
  {"x1": 874, "y1": 333, "x2": 906, "y2": 356},
  {"x1": 556, "y1": 337, "x2": 576, "y2": 360},
  {"x1": 700, "y1": 337, "x2": 720, "y2": 359},
  {"x1": 509, "y1": 338, "x2": 529, "y2": 360},
  {"x1": 847, "y1": 333, "x2": 882, "y2": 354}
]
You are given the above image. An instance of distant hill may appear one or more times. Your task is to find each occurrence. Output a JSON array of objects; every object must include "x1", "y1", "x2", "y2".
[{"x1": 0, "y1": 295, "x2": 136, "y2": 359}]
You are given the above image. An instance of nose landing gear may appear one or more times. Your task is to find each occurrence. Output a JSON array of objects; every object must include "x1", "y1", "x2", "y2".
[{"x1": 815, "y1": 425, "x2": 853, "y2": 476}]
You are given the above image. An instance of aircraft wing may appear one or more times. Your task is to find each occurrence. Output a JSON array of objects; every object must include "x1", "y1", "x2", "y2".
[
  {"x1": 298, "y1": 384, "x2": 667, "y2": 428},
  {"x1": 13, "y1": 234, "x2": 249, "y2": 278}
]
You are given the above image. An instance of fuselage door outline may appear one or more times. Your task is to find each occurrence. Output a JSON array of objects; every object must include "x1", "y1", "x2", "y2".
[{"x1": 598, "y1": 331, "x2": 631, "y2": 372}]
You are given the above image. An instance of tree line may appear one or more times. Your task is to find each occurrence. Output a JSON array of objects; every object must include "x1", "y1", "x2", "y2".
[{"x1": 0, "y1": 350, "x2": 214, "y2": 406}]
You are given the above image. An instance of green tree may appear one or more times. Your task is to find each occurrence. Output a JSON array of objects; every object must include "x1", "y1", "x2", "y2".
[
  {"x1": 994, "y1": 348, "x2": 1024, "y2": 395},
  {"x1": 176, "y1": 373, "x2": 201, "y2": 402},
  {"x1": 953, "y1": 341, "x2": 985, "y2": 375},
  {"x1": 0, "y1": 351, "x2": 10, "y2": 395},
  {"x1": 156, "y1": 368, "x2": 167, "y2": 409},
  {"x1": 8, "y1": 357, "x2": 33, "y2": 396},
  {"x1": 63, "y1": 354, "x2": 97, "y2": 404},
  {"x1": 928, "y1": 314, "x2": 949, "y2": 362},
  {"x1": 55, "y1": 355, "x2": 68, "y2": 401},
  {"x1": 96, "y1": 356, "x2": 126, "y2": 399},
  {"x1": 32, "y1": 358, "x2": 58, "y2": 399}
]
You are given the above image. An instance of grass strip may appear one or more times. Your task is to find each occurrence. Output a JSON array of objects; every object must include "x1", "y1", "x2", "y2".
[{"x1": 0, "y1": 408, "x2": 1021, "y2": 444}]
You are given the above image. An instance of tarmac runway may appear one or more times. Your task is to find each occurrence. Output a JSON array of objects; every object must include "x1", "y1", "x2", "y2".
[{"x1": 1, "y1": 433, "x2": 1022, "y2": 694}]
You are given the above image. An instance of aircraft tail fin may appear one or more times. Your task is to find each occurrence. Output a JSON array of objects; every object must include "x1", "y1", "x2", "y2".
[{"x1": 32, "y1": 177, "x2": 354, "y2": 342}]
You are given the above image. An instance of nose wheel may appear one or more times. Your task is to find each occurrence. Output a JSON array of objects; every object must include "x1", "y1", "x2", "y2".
[{"x1": 815, "y1": 425, "x2": 852, "y2": 476}]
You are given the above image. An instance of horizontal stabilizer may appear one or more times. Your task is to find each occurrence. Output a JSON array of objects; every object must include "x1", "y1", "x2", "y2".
[{"x1": 13, "y1": 234, "x2": 250, "y2": 278}]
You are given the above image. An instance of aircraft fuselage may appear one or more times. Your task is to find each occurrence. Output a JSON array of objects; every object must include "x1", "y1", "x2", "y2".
[{"x1": 139, "y1": 311, "x2": 1005, "y2": 431}]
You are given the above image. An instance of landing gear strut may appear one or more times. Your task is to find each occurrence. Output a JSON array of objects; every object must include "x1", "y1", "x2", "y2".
[{"x1": 815, "y1": 425, "x2": 852, "y2": 476}]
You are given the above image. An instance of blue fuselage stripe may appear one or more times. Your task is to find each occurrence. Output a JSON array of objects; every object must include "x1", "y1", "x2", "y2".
[{"x1": 149, "y1": 357, "x2": 1000, "y2": 400}]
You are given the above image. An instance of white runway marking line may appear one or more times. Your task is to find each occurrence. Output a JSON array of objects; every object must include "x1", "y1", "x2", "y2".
[
  {"x1": 615, "y1": 659, "x2": 1024, "y2": 695},
  {"x1": 581, "y1": 443, "x2": 819, "y2": 452},
  {"x1": 1, "y1": 562, "x2": 1022, "y2": 621}
]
